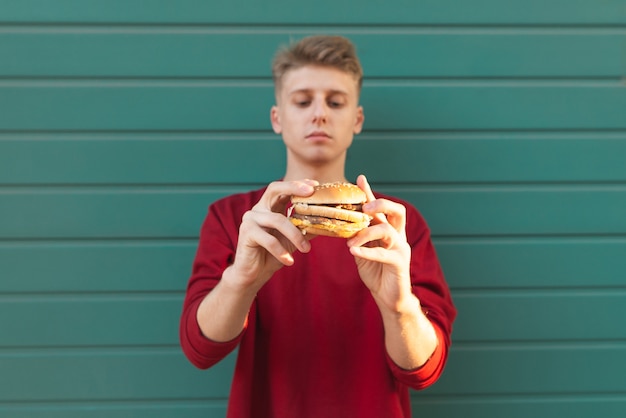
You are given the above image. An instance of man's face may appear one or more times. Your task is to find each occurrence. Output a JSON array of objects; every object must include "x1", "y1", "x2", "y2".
[{"x1": 271, "y1": 65, "x2": 364, "y2": 166}]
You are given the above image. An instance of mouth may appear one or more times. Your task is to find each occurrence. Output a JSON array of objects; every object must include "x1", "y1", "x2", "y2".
[{"x1": 306, "y1": 131, "x2": 331, "y2": 141}]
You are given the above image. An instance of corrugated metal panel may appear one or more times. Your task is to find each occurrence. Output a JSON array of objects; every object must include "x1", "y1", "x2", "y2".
[
  {"x1": 1, "y1": 1, "x2": 625, "y2": 417},
  {"x1": 2, "y1": 0, "x2": 625, "y2": 24},
  {"x1": 3, "y1": 83, "x2": 626, "y2": 130},
  {"x1": 2, "y1": 30, "x2": 623, "y2": 78}
]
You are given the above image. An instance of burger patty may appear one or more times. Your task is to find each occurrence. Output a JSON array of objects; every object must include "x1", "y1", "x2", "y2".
[
  {"x1": 290, "y1": 213, "x2": 353, "y2": 225},
  {"x1": 320, "y1": 203, "x2": 363, "y2": 211}
]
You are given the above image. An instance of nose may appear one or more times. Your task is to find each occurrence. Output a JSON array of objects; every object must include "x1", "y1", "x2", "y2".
[{"x1": 312, "y1": 100, "x2": 328, "y2": 124}]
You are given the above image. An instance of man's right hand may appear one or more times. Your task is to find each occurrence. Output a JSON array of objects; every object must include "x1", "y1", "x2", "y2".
[
  {"x1": 196, "y1": 179, "x2": 317, "y2": 342},
  {"x1": 225, "y1": 179, "x2": 318, "y2": 294}
]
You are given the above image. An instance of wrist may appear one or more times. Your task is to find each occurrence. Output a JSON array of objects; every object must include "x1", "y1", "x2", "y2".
[
  {"x1": 377, "y1": 294, "x2": 436, "y2": 340},
  {"x1": 376, "y1": 292, "x2": 421, "y2": 320},
  {"x1": 195, "y1": 266, "x2": 258, "y2": 343},
  {"x1": 376, "y1": 293, "x2": 439, "y2": 369},
  {"x1": 221, "y1": 265, "x2": 264, "y2": 298},
  {"x1": 371, "y1": 276, "x2": 416, "y2": 316}
]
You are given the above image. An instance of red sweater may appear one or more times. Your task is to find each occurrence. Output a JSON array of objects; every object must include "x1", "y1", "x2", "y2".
[{"x1": 180, "y1": 187, "x2": 456, "y2": 418}]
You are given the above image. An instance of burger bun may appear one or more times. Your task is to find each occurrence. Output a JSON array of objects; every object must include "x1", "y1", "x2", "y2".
[{"x1": 289, "y1": 182, "x2": 372, "y2": 238}]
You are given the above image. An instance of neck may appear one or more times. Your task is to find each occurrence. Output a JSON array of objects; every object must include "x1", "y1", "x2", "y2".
[{"x1": 283, "y1": 154, "x2": 348, "y2": 184}]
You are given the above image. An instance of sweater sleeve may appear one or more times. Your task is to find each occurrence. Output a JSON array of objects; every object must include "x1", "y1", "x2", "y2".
[
  {"x1": 181, "y1": 297, "x2": 245, "y2": 369},
  {"x1": 386, "y1": 323, "x2": 448, "y2": 389},
  {"x1": 179, "y1": 195, "x2": 249, "y2": 369},
  {"x1": 387, "y1": 199, "x2": 457, "y2": 389}
]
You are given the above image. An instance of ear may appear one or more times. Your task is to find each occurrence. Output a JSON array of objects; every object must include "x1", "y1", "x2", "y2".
[
  {"x1": 270, "y1": 106, "x2": 282, "y2": 134},
  {"x1": 353, "y1": 106, "x2": 364, "y2": 134}
]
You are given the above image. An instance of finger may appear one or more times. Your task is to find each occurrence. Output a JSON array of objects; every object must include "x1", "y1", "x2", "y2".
[
  {"x1": 362, "y1": 198, "x2": 406, "y2": 235},
  {"x1": 302, "y1": 179, "x2": 320, "y2": 187},
  {"x1": 356, "y1": 174, "x2": 387, "y2": 224},
  {"x1": 248, "y1": 210, "x2": 312, "y2": 254},
  {"x1": 347, "y1": 223, "x2": 396, "y2": 250},
  {"x1": 349, "y1": 244, "x2": 402, "y2": 265},
  {"x1": 260, "y1": 180, "x2": 318, "y2": 212},
  {"x1": 253, "y1": 228, "x2": 296, "y2": 266},
  {"x1": 356, "y1": 174, "x2": 376, "y2": 203}
]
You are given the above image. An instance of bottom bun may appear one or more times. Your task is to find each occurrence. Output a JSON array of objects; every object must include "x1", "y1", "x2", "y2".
[{"x1": 290, "y1": 217, "x2": 368, "y2": 238}]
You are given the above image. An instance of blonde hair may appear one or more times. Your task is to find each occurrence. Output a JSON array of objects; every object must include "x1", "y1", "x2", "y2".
[{"x1": 272, "y1": 35, "x2": 363, "y2": 93}]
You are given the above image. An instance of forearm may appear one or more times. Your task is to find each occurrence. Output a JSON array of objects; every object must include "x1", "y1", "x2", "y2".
[
  {"x1": 377, "y1": 294, "x2": 439, "y2": 370},
  {"x1": 196, "y1": 265, "x2": 260, "y2": 342}
]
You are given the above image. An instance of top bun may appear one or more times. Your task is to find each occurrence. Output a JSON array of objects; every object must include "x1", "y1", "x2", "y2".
[{"x1": 292, "y1": 182, "x2": 367, "y2": 204}]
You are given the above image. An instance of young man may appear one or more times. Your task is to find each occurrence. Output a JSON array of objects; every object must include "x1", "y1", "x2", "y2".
[{"x1": 180, "y1": 35, "x2": 456, "y2": 417}]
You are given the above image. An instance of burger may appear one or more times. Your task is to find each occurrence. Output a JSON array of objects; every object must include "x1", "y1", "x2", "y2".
[{"x1": 288, "y1": 182, "x2": 372, "y2": 238}]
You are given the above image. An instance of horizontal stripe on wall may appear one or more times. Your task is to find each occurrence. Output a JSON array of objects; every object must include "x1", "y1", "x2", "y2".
[
  {"x1": 1, "y1": 187, "x2": 624, "y2": 238},
  {"x1": 1, "y1": 238, "x2": 624, "y2": 293},
  {"x1": 0, "y1": 348, "x2": 235, "y2": 401},
  {"x1": 451, "y1": 290, "x2": 626, "y2": 342},
  {"x1": 2, "y1": 83, "x2": 626, "y2": 130},
  {"x1": 3, "y1": 30, "x2": 624, "y2": 78},
  {"x1": 2, "y1": 134, "x2": 626, "y2": 184},
  {"x1": 410, "y1": 395, "x2": 626, "y2": 418},
  {"x1": 437, "y1": 237, "x2": 626, "y2": 289},
  {"x1": 0, "y1": 401, "x2": 227, "y2": 418},
  {"x1": 1, "y1": 345, "x2": 624, "y2": 401},
  {"x1": 1, "y1": 291, "x2": 625, "y2": 346},
  {"x1": 430, "y1": 343, "x2": 626, "y2": 395},
  {"x1": 3, "y1": 395, "x2": 626, "y2": 418},
  {"x1": 0, "y1": 241, "x2": 196, "y2": 293},
  {"x1": 0, "y1": 295, "x2": 183, "y2": 347},
  {"x1": 0, "y1": 136, "x2": 287, "y2": 186},
  {"x1": 2, "y1": 0, "x2": 625, "y2": 24}
]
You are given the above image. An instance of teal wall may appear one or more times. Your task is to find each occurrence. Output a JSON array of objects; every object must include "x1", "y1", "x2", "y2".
[{"x1": 1, "y1": 1, "x2": 626, "y2": 417}]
